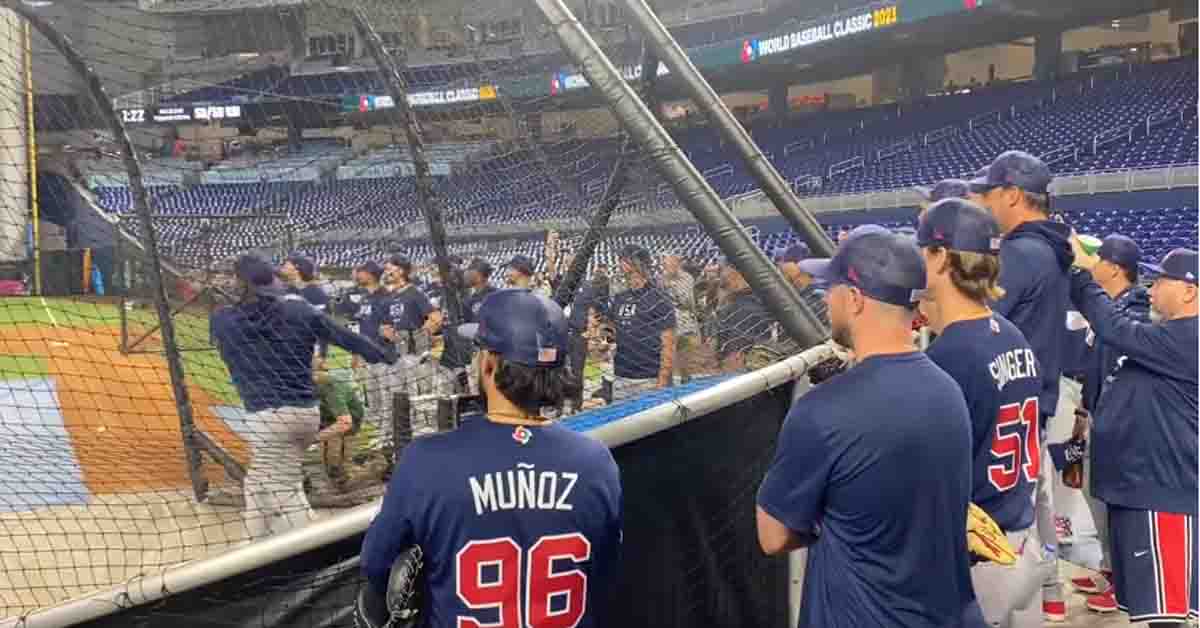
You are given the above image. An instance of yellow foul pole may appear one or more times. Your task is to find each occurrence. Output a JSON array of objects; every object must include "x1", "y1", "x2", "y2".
[{"x1": 24, "y1": 19, "x2": 40, "y2": 296}]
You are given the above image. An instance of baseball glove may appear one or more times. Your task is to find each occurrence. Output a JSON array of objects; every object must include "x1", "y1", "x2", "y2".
[
  {"x1": 967, "y1": 502, "x2": 1017, "y2": 566},
  {"x1": 355, "y1": 545, "x2": 424, "y2": 628}
]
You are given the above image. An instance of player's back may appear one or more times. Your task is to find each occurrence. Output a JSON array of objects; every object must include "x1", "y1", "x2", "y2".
[
  {"x1": 797, "y1": 352, "x2": 974, "y2": 628},
  {"x1": 371, "y1": 416, "x2": 621, "y2": 628},
  {"x1": 926, "y1": 315, "x2": 1042, "y2": 532}
]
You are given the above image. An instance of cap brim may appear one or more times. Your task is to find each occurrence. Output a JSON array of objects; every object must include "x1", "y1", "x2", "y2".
[
  {"x1": 797, "y1": 258, "x2": 833, "y2": 280},
  {"x1": 968, "y1": 176, "x2": 993, "y2": 193},
  {"x1": 1138, "y1": 262, "x2": 1166, "y2": 277}
]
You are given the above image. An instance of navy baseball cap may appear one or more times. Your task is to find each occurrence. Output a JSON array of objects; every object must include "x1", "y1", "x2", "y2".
[
  {"x1": 236, "y1": 254, "x2": 288, "y2": 297},
  {"x1": 1140, "y1": 248, "x2": 1198, "y2": 285},
  {"x1": 969, "y1": 151, "x2": 1053, "y2": 194},
  {"x1": 356, "y1": 261, "x2": 384, "y2": 279},
  {"x1": 458, "y1": 289, "x2": 568, "y2": 367},
  {"x1": 1096, "y1": 235, "x2": 1141, "y2": 274},
  {"x1": 618, "y1": 244, "x2": 653, "y2": 266},
  {"x1": 508, "y1": 255, "x2": 534, "y2": 276},
  {"x1": 914, "y1": 179, "x2": 971, "y2": 203},
  {"x1": 775, "y1": 243, "x2": 811, "y2": 264},
  {"x1": 385, "y1": 255, "x2": 412, "y2": 273},
  {"x1": 799, "y1": 224, "x2": 890, "y2": 279},
  {"x1": 916, "y1": 198, "x2": 1002, "y2": 254},
  {"x1": 800, "y1": 232, "x2": 926, "y2": 307},
  {"x1": 285, "y1": 255, "x2": 316, "y2": 281},
  {"x1": 466, "y1": 257, "x2": 493, "y2": 277}
]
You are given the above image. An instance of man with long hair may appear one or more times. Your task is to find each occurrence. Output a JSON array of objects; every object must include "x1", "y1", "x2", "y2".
[
  {"x1": 211, "y1": 255, "x2": 394, "y2": 539},
  {"x1": 917, "y1": 198, "x2": 1045, "y2": 627},
  {"x1": 362, "y1": 289, "x2": 622, "y2": 628}
]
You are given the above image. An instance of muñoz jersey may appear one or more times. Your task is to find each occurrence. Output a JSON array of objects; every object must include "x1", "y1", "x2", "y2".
[
  {"x1": 362, "y1": 417, "x2": 623, "y2": 628},
  {"x1": 758, "y1": 352, "x2": 975, "y2": 628},
  {"x1": 926, "y1": 315, "x2": 1042, "y2": 532}
]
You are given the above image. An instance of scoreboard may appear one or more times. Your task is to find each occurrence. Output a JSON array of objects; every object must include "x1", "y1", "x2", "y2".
[{"x1": 118, "y1": 104, "x2": 243, "y2": 125}]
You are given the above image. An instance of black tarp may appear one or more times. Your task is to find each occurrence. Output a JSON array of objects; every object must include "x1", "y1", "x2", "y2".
[{"x1": 80, "y1": 386, "x2": 792, "y2": 628}]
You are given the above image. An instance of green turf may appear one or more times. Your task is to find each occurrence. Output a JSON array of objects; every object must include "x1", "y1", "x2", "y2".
[{"x1": 0, "y1": 353, "x2": 50, "y2": 380}]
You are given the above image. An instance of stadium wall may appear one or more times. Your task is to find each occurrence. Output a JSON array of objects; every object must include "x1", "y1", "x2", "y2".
[{"x1": 0, "y1": 7, "x2": 28, "y2": 264}]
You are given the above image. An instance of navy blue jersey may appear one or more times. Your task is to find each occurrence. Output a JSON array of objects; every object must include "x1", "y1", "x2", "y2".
[
  {"x1": 758, "y1": 352, "x2": 975, "y2": 628},
  {"x1": 296, "y1": 284, "x2": 330, "y2": 311},
  {"x1": 362, "y1": 417, "x2": 622, "y2": 628},
  {"x1": 711, "y1": 290, "x2": 775, "y2": 359},
  {"x1": 597, "y1": 286, "x2": 676, "y2": 379},
  {"x1": 464, "y1": 286, "x2": 498, "y2": 321},
  {"x1": 210, "y1": 296, "x2": 392, "y2": 412},
  {"x1": 333, "y1": 286, "x2": 366, "y2": 320},
  {"x1": 1082, "y1": 285, "x2": 1151, "y2": 412},
  {"x1": 1071, "y1": 272, "x2": 1198, "y2": 515},
  {"x1": 349, "y1": 288, "x2": 389, "y2": 341},
  {"x1": 992, "y1": 220, "x2": 1073, "y2": 416},
  {"x1": 926, "y1": 315, "x2": 1042, "y2": 532},
  {"x1": 374, "y1": 284, "x2": 435, "y2": 331}
]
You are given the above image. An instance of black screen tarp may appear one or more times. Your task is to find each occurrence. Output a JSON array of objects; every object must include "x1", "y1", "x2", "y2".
[{"x1": 78, "y1": 386, "x2": 792, "y2": 628}]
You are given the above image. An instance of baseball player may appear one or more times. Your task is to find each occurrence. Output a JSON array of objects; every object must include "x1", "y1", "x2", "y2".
[
  {"x1": 1060, "y1": 235, "x2": 1151, "y2": 612},
  {"x1": 1067, "y1": 245, "x2": 1198, "y2": 626},
  {"x1": 661, "y1": 253, "x2": 700, "y2": 383},
  {"x1": 916, "y1": 199, "x2": 1045, "y2": 627},
  {"x1": 348, "y1": 261, "x2": 393, "y2": 435},
  {"x1": 970, "y1": 151, "x2": 1075, "y2": 621},
  {"x1": 757, "y1": 230, "x2": 978, "y2": 628},
  {"x1": 594, "y1": 244, "x2": 676, "y2": 401},
  {"x1": 709, "y1": 260, "x2": 777, "y2": 372},
  {"x1": 279, "y1": 255, "x2": 329, "y2": 311},
  {"x1": 361, "y1": 289, "x2": 622, "y2": 628},
  {"x1": 211, "y1": 255, "x2": 394, "y2": 539},
  {"x1": 774, "y1": 243, "x2": 829, "y2": 327},
  {"x1": 375, "y1": 255, "x2": 444, "y2": 433},
  {"x1": 914, "y1": 178, "x2": 972, "y2": 218},
  {"x1": 506, "y1": 255, "x2": 535, "y2": 289}
]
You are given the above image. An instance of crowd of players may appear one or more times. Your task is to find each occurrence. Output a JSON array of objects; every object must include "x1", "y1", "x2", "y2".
[{"x1": 208, "y1": 148, "x2": 1196, "y2": 628}]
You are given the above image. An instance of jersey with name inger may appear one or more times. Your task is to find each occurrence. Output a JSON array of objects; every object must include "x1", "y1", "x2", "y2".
[
  {"x1": 926, "y1": 314, "x2": 1042, "y2": 531},
  {"x1": 361, "y1": 417, "x2": 622, "y2": 628}
]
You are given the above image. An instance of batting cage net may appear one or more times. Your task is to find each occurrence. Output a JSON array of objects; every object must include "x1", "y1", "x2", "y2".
[{"x1": 0, "y1": 0, "x2": 833, "y2": 622}]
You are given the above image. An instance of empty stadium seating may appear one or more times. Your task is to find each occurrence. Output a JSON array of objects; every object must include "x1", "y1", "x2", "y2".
[{"x1": 75, "y1": 56, "x2": 1196, "y2": 270}]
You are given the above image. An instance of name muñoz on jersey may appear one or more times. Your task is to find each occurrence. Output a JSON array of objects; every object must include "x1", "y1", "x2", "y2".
[
  {"x1": 362, "y1": 417, "x2": 622, "y2": 628},
  {"x1": 926, "y1": 315, "x2": 1042, "y2": 532}
]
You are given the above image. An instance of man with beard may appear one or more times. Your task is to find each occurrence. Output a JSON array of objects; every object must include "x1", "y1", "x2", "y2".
[
  {"x1": 1066, "y1": 245, "x2": 1198, "y2": 626},
  {"x1": 756, "y1": 230, "x2": 978, "y2": 628},
  {"x1": 971, "y1": 151, "x2": 1074, "y2": 621},
  {"x1": 1061, "y1": 234, "x2": 1151, "y2": 613},
  {"x1": 375, "y1": 255, "x2": 443, "y2": 433},
  {"x1": 594, "y1": 245, "x2": 675, "y2": 401}
]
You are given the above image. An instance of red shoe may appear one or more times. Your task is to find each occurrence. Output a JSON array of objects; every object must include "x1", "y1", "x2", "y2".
[
  {"x1": 1071, "y1": 571, "x2": 1112, "y2": 594},
  {"x1": 1087, "y1": 590, "x2": 1118, "y2": 613},
  {"x1": 1043, "y1": 599, "x2": 1067, "y2": 623}
]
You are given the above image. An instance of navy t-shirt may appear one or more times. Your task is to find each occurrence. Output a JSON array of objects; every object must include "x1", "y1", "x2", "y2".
[
  {"x1": 296, "y1": 284, "x2": 330, "y2": 311},
  {"x1": 374, "y1": 285, "x2": 435, "y2": 331},
  {"x1": 758, "y1": 352, "x2": 975, "y2": 628},
  {"x1": 362, "y1": 417, "x2": 622, "y2": 628},
  {"x1": 598, "y1": 286, "x2": 676, "y2": 379},
  {"x1": 926, "y1": 315, "x2": 1042, "y2": 532},
  {"x1": 355, "y1": 288, "x2": 392, "y2": 343}
]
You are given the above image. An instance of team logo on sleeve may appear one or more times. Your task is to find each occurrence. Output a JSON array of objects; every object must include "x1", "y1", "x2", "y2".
[{"x1": 512, "y1": 426, "x2": 532, "y2": 445}]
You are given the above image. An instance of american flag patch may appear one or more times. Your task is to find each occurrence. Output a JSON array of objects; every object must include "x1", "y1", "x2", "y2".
[{"x1": 538, "y1": 347, "x2": 558, "y2": 363}]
